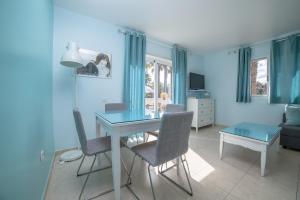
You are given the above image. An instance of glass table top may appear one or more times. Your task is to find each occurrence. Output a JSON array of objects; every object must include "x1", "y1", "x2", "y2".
[
  {"x1": 96, "y1": 110, "x2": 162, "y2": 124},
  {"x1": 221, "y1": 122, "x2": 281, "y2": 143}
]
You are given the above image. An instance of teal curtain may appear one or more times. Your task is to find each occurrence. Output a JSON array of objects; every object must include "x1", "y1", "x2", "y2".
[
  {"x1": 172, "y1": 45, "x2": 187, "y2": 106},
  {"x1": 270, "y1": 34, "x2": 300, "y2": 104},
  {"x1": 123, "y1": 31, "x2": 146, "y2": 111},
  {"x1": 236, "y1": 47, "x2": 252, "y2": 103}
]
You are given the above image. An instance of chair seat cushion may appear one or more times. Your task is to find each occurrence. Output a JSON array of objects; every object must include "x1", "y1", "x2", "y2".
[
  {"x1": 86, "y1": 136, "x2": 111, "y2": 156},
  {"x1": 131, "y1": 141, "x2": 158, "y2": 166},
  {"x1": 279, "y1": 123, "x2": 300, "y2": 138}
]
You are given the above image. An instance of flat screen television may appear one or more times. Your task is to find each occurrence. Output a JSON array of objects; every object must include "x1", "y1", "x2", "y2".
[{"x1": 190, "y1": 73, "x2": 205, "y2": 90}]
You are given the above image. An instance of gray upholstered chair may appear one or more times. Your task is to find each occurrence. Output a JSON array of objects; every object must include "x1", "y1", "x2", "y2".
[
  {"x1": 73, "y1": 110, "x2": 131, "y2": 200},
  {"x1": 127, "y1": 111, "x2": 194, "y2": 200},
  {"x1": 147, "y1": 104, "x2": 185, "y2": 139},
  {"x1": 165, "y1": 103, "x2": 185, "y2": 112},
  {"x1": 105, "y1": 103, "x2": 132, "y2": 143},
  {"x1": 104, "y1": 103, "x2": 128, "y2": 137}
]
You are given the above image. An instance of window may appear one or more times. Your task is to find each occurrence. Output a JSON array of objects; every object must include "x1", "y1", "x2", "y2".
[
  {"x1": 250, "y1": 58, "x2": 268, "y2": 96},
  {"x1": 145, "y1": 55, "x2": 172, "y2": 114}
]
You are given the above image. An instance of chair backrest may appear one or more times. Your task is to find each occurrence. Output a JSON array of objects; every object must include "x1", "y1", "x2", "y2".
[
  {"x1": 105, "y1": 103, "x2": 128, "y2": 112},
  {"x1": 155, "y1": 111, "x2": 193, "y2": 165},
  {"x1": 165, "y1": 104, "x2": 185, "y2": 112},
  {"x1": 73, "y1": 110, "x2": 88, "y2": 155}
]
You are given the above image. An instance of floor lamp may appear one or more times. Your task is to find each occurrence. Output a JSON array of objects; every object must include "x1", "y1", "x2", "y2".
[{"x1": 59, "y1": 42, "x2": 83, "y2": 162}]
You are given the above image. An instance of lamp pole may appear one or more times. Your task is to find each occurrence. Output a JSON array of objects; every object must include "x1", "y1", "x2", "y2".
[{"x1": 59, "y1": 42, "x2": 83, "y2": 162}]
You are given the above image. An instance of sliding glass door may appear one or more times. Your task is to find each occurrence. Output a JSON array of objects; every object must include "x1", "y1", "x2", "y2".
[{"x1": 145, "y1": 55, "x2": 172, "y2": 114}]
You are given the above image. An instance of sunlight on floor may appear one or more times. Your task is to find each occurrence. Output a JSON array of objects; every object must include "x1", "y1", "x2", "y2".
[
  {"x1": 186, "y1": 148, "x2": 215, "y2": 182},
  {"x1": 127, "y1": 135, "x2": 216, "y2": 182},
  {"x1": 154, "y1": 147, "x2": 216, "y2": 182}
]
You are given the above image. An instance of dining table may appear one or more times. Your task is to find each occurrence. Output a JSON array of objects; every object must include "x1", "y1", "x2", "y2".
[{"x1": 95, "y1": 110, "x2": 162, "y2": 200}]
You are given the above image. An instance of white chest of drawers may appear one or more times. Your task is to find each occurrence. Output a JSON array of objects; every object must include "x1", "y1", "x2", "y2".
[{"x1": 187, "y1": 98, "x2": 214, "y2": 132}]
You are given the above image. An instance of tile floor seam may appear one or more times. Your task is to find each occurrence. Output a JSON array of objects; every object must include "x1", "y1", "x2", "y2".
[
  {"x1": 222, "y1": 158, "x2": 257, "y2": 200},
  {"x1": 219, "y1": 149, "x2": 259, "y2": 178},
  {"x1": 155, "y1": 165, "x2": 194, "y2": 198}
]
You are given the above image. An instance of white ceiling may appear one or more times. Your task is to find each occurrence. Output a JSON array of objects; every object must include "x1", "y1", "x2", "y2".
[{"x1": 54, "y1": 0, "x2": 300, "y2": 53}]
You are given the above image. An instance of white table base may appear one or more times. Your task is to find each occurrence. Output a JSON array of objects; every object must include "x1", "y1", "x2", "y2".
[
  {"x1": 219, "y1": 131, "x2": 280, "y2": 177},
  {"x1": 96, "y1": 116, "x2": 160, "y2": 200}
]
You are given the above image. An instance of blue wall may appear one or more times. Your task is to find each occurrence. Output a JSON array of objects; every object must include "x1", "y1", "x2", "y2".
[
  {"x1": 53, "y1": 6, "x2": 203, "y2": 150},
  {"x1": 53, "y1": 6, "x2": 125, "y2": 150},
  {"x1": 203, "y1": 42, "x2": 285, "y2": 126},
  {"x1": 0, "y1": 0, "x2": 54, "y2": 199}
]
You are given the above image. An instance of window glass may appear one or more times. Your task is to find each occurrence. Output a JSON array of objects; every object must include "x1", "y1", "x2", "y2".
[
  {"x1": 251, "y1": 58, "x2": 268, "y2": 96},
  {"x1": 145, "y1": 55, "x2": 172, "y2": 113}
]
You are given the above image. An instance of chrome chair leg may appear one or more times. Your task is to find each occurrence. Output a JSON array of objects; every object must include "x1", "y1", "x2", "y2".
[
  {"x1": 147, "y1": 164, "x2": 157, "y2": 200},
  {"x1": 158, "y1": 155, "x2": 193, "y2": 196},
  {"x1": 121, "y1": 158, "x2": 132, "y2": 184},
  {"x1": 77, "y1": 155, "x2": 86, "y2": 176},
  {"x1": 180, "y1": 156, "x2": 193, "y2": 195},
  {"x1": 78, "y1": 155, "x2": 134, "y2": 200},
  {"x1": 137, "y1": 134, "x2": 141, "y2": 144},
  {"x1": 145, "y1": 132, "x2": 151, "y2": 142},
  {"x1": 126, "y1": 155, "x2": 136, "y2": 184},
  {"x1": 159, "y1": 164, "x2": 163, "y2": 173},
  {"x1": 159, "y1": 162, "x2": 168, "y2": 173},
  {"x1": 125, "y1": 155, "x2": 140, "y2": 200},
  {"x1": 182, "y1": 154, "x2": 191, "y2": 176},
  {"x1": 79, "y1": 155, "x2": 96, "y2": 200},
  {"x1": 77, "y1": 154, "x2": 112, "y2": 177}
]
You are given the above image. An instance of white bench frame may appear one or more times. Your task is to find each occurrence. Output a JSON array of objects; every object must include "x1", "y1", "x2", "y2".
[{"x1": 219, "y1": 130, "x2": 280, "y2": 176}]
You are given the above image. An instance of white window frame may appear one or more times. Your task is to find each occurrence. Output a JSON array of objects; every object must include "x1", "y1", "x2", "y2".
[{"x1": 146, "y1": 54, "x2": 172, "y2": 112}]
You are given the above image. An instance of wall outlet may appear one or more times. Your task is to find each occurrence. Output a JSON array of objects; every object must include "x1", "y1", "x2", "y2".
[{"x1": 40, "y1": 150, "x2": 45, "y2": 161}]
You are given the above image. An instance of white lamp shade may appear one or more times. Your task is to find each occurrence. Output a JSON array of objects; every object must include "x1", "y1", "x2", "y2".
[{"x1": 60, "y1": 42, "x2": 83, "y2": 68}]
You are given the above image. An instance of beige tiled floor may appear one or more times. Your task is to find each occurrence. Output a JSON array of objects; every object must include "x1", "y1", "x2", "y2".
[{"x1": 45, "y1": 126, "x2": 300, "y2": 200}]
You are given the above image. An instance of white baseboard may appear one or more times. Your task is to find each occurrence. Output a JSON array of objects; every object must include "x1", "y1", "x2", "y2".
[
  {"x1": 42, "y1": 147, "x2": 77, "y2": 199},
  {"x1": 42, "y1": 151, "x2": 55, "y2": 200}
]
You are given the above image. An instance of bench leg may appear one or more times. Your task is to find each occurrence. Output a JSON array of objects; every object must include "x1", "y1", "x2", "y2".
[
  {"x1": 219, "y1": 133, "x2": 224, "y2": 160},
  {"x1": 260, "y1": 147, "x2": 267, "y2": 176}
]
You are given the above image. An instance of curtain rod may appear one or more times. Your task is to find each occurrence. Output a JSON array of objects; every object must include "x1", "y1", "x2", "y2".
[
  {"x1": 273, "y1": 33, "x2": 300, "y2": 42},
  {"x1": 118, "y1": 29, "x2": 173, "y2": 49},
  {"x1": 228, "y1": 31, "x2": 300, "y2": 53},
  {"x1": 118, "y1": 29, "x2": 144, "y2": 36},
  {"x1": 117, "y1": 29, "x2": 127, "y2": 35},
  {"x1": 118, "y1": 29, "x2": 195, "y2": 55},
  {"x1": 249, "y1": 31, "x2": 300, "y2": 47}
]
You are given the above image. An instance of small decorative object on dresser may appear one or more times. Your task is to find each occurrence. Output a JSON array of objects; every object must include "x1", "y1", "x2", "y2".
[{"x1": 187, "y1": 97, "x2": 214, "y2": 132}]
